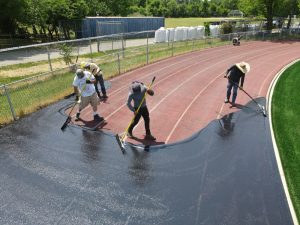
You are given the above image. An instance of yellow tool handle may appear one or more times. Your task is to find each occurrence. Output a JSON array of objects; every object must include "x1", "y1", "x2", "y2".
[{"x1": 121, "y1": 76, "x2": 156, "y2": 141}]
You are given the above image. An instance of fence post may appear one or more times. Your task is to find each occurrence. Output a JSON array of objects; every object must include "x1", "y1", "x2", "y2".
[
  {"x1": 121, "y1": 34, "x2": 125, "y2": 58},
  {"x1": 146, "y1": 33, "x2": 149, "y2": 64},
  {"x1": 117, "y1": 52, "x2": 121, "y2": 74},
  {"x1": 171, "y1": 41, "x2": 174, "y2": 56},
  {"x1": 46, "y1": 46, "x2": 53, "y2": 73},
  {"x1": 97, "y1": 38, "x2": 100, "y2": 52},
  {"x1": 3, "y1": 85, "x2": 17, "y2": 121},
  {"x1": 76, "y1": 45, "x2": 80, "y2": 63},
  {"x1": 89, "y1": 39, "x2": 93, "y2": 61},
  {"x1": 192, "y1": 39, "x2": 195, "y2": 50}
]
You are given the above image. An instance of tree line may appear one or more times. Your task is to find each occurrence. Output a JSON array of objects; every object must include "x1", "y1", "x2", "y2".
[{"x1": 0, "y1": 0, "x2": 299, "y2": 39}]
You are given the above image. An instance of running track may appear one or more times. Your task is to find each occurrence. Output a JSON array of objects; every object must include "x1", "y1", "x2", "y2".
[
  {"x1": 1, "y1": 40, "x2": 299, "y2": 225},
  {"x1": 68, "y1": 40, "x2": 300, "y2": 146}
]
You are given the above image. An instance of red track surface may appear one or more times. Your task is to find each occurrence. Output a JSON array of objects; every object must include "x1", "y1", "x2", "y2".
[{"x1": 66, "y1": 41, "x2": 300, "y2": 146}]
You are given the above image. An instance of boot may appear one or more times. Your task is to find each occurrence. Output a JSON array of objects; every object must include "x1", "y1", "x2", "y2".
[
  {"x1": 145, "y1": 134, "x2": 156, "y2": 141},
  {"x1": 75, "y1": 112, "x2": 80, "y2": 121}
]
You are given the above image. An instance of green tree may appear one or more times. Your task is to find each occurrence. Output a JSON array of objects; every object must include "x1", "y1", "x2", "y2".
[
  {"x1": 238, "y1": 0, "x2": 263, "y2": 17},
  {"x1": 200, "y1": 0, "x2": 210, "y2": 17},
  {"x1": 0, "y1": 0, "x2": 26, "y2": 34},
  {"x1": 166, "y1": 0, "x2": 179, "y2": 17},
  {"x1": 222, "y1": 0, "x2": 239, "y2": 10},
  {"x1": 23, "y1": 0, "x2": 48, "y2": 37},
  {"x1": 277, "y1": 0, "x2": 298, "y2": 28},
  {"x1": 177, "y1": 3, "x2": 188, "y2": 17},
  {"x1": 186, "y1": 2, "x2": 201, "y2": 17},
  {"x1": 261, "y1": 0, "x2": 279, "y2": 30},
  {"x1": 148, "y1": 0, "x2": 162, "y2": 16},
  {"x1": 106, "y1": 0, "x2": 136, "y2": 16},
  {"x1": 45, "y1": 0, "x2": 88, "y2": 39},
  {"x1": 239, "y1": 0, "x2": 281, "y2": 30},
  {"x1": 85, "y1": 0, "x2": 112, "y2": 16}
]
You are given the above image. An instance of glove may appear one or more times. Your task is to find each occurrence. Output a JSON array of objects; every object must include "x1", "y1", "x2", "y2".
[
  {"x1": 147, "y1": 89, "x2": 154, "y2": 96},
  {"x1": 86, "y1": 80, "x2": 92, "y2": 84},
  {"x1": 75, "y1": 96, "x2": 80, "y2": 102}
]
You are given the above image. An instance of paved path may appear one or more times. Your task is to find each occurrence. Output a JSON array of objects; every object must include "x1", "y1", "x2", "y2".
[{"x1": 0, "y1": 38, "x2": 154, "y2": 66}]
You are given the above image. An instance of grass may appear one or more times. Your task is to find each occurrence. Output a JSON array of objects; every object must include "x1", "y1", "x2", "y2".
[
  {"x1": 272, "y1": 61, "x2": 300, "y2": 221},
  {"x1": 165, "y1": 17, "x2": 240, "y2": 28},
  {"x1": 0, "y1": 48, "x2": 117, "y2": 81},
  {"x1": 0, "y1": 71, "x2": 73, "y2": 124},
  {"x1": 0, "y1": 75, "x2": 34, "y2": 84}
]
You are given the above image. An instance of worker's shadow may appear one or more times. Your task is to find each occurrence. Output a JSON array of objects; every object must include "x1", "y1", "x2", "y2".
[
  {"x1": 128, "y1": 136, "x2": 165, "y2": 147},
  {"x1": 76, "y1": 118, "x2": 107, "y2": 130},
  {"x1": 229, "y1": 102, "x2": 244, "y2": 109},
  {"x1": 218, "y1": 113, "x2": 235, "y2": 137}
]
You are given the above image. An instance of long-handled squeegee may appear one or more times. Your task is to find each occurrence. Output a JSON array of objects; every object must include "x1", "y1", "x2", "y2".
[
  {"x1": 226, "y1": 77, "x2": 267, "y2": 117},
  {"x1": 61, "y1": 101, "x2": 78, "y2": 131}
]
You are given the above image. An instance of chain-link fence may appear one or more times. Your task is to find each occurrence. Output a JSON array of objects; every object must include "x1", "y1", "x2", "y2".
[{"x1": 1, "y1": 29, "x2": 300, "y2": 125}]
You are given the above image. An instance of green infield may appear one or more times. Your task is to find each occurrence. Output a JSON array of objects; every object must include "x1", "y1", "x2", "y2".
[{"x1": 272, "y1": 60, "x2": 300, "y2": 221}]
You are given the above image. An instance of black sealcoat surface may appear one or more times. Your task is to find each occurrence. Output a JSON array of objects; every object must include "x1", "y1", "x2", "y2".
[{"x1": 0, "y1": 98, "x2": 293, "y2": 225}]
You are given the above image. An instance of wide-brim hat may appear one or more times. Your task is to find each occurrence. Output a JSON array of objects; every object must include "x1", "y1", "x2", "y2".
[{"x1": 236, "y1": 62, "x2": 250, "y2": 74}]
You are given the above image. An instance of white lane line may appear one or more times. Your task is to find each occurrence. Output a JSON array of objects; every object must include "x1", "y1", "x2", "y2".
[
  {"x1": 70, "y1": 43, "x2": 259, "y2": 118},
  {"x1": 165, "y1": 72, "x2": 224, "y2": 144},
  {"x1": 217, "y1": 44, "x2": 296, "y2": 120}
]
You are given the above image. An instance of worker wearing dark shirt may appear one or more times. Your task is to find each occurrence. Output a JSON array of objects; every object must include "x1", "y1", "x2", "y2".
[
  {"x1": 224, "y1": 62, "x2": 250, "y2": 105},
  {"x1": 127, "y1": 81, "x2": 156, "y2": 141}
]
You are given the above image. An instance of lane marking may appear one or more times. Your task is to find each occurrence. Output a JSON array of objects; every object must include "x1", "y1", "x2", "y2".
[
  {"x1": 69, "y1": 42, "x2": 270, "y2": 118},
  {"x1": 165, "y1": 72, "x2": 224, "y2": 143},
  {"x1": 217, "y1": 44, "x2": 300, "y2": 120}
]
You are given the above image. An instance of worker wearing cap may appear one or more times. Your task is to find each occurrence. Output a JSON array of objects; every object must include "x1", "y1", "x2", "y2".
[
  {"x1": 73, "y1": 69, "x2": 104, "y2": 121},
  {"x1": 224, "y1": 62, "x2": 250, "y2": 106},
  {"x1": 126, "y1": 81, "x2": 156, "y2": 141},
  {"x1": 81, "y1": 62, "x2": 108, "y2": 100}
]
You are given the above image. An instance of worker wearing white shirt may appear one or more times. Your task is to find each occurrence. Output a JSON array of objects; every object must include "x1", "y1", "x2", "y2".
[{"x1": 73, "y1": 69, "x2": 104, "y2": 121}]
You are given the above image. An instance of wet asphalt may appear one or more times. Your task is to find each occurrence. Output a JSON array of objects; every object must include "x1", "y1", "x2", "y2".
[{"x1": 0, "y1": 98, "x2": 293, "y2": 225}]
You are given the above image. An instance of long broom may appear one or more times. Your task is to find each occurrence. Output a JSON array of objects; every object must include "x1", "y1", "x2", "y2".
[
  {"x1": 115, "y1": 76, "x2": 156, "y2": 153},
  {"x1": 225, "y1": 77, "x2": 267, "y2": 117}
]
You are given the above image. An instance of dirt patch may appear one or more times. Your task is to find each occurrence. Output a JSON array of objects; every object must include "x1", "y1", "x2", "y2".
[{"x1": 0, "y1": 61, "x2": 69, "y2": 78}]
